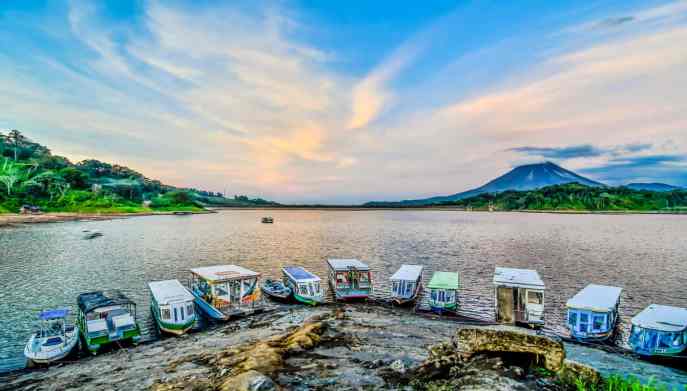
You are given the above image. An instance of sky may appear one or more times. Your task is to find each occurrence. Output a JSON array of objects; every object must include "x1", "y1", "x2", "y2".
[{"x1": 1, "y1": 0, "x2": 686, "y2": 203}]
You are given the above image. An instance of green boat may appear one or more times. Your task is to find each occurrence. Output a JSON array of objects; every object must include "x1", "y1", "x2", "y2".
[
  {"x1": 76, "y1": 291, "x2": 141, "y2": 354},
  {"x1": 283, "y1": 266, "x2": 324, "y2": 305},
  {"x1": 428, "y1": 272, "x2": 460, "y2": 314},
  {"x1": 148, "y1": 280, "x2": 196, "y2": 336}
]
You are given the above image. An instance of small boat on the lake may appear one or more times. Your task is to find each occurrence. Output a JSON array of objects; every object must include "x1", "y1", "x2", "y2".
[
  {"x1": 493, "y1": 267, "x2": 545, "y2": 328},
  {"x1": 261, "y1": 279, "x2": 292, "y2": 302},
  {"x1": 390, "y1": 264, "x2": 423, "y2": 305},
  {"x1": 83, "y1": 230, "x2": 103, "y2": 240},
  {"x1": 173, "y1": 211, "x2": 192, "y2": 216},
  {"x1": 148, "y1": 280, "x2": 196, "y2": 336},
  {"x1": 282, "y1": 266, "x2": 324, "y2": 305},
  {"x1": 76, "y1": 291, "x2": 141, "y2": 355},
  {"x1": 566, "y1": 284, "x2": 622, "y2": 342},
  {"x1": 261, "y1": 217, "x2": 274, "y2": 224},
  {"x1": 428, "y1": 271, "x2": 459, "y2": 314},
  {"x1": 327, "y1": 259, "x2": 372, "y2": 301},
  {"x1": 24, "y1": 308, "x2": 79, "y2": 364},
  {"x1": 629, "y1": 304, "x2": 687, "y2": 357},
  {"x1": 189, "y1": 265, "x2": 263, "y2": 321}
]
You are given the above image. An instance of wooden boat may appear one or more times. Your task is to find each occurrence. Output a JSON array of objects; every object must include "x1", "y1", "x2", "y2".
[
  {"x1": 629, "y1": 304, "x2": 687, "y2": 357},
  {"x1": 428, "y1": 272, "x2": 459, "y2": 314},
  {"x1": 493, "y1": 267, "x2": 545, "y2": 328},
  {"x1": 261, "y1": 279, "x2": 292, "y2": 302},
  {"x1": 148, "y1": 280, "x2": 196, "y2": 336},
  {"x1": 261, "y1": 217, "x2": 274, "y2": 224},
  {"x1": 566, "y1": 284, "x2": 622, "y2": 342},
  {"x1": 327, "y1": 259, "x2": 372, "y2": 301},
  {"x1": 24, "y1": 309, "x2": 79, "y2": 364},
  {"x1": 189, "y1": 265, "x2": 264, "y2": 321},
  {"x1": 76, "y1": 291, "x2": 141, "y2": 355},
  {"x1": 390, "y1": 265, "x2": 423, "y2": 305},
  {"x1": 282, "y1": 266, "x2": 324, "y2": 305}
]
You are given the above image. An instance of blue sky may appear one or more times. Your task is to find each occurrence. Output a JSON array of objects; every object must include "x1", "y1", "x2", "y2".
[{"x1": 1, "y1": 0, "x2": 686, "y2": 203}]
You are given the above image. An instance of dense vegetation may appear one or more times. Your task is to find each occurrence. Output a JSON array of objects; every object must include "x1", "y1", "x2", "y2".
[
  {"x1": 442, "y1": 183, "x2": 687, "y2": 212},
  {"x1": 573, "y1": 374, "x2": 686, "y2": 391},
  {"x1": 0, "y1": 130, "x2": 275, "y2": 213}
]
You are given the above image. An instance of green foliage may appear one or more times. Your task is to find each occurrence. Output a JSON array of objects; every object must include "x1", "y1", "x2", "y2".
[
  {"x1": 444, "y1": 183, "x2": 687, "y2": 211},
  {"x1": 571, "y1": 374, "x2": 683, "y2": 391}
]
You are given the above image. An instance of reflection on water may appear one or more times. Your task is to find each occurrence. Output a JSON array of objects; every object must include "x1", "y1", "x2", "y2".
[{"x1": 1, "y1": 210, "x2": 686, "y2": 372}]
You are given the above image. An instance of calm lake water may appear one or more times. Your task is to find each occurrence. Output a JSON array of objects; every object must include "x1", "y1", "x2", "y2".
[{"x1": 1, "y1": 210, "x2": 686, "y2": 374}]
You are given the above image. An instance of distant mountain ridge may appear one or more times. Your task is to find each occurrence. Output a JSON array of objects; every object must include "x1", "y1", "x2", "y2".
[
  {"x1": 367, "y1": 162, "x2": 605, "y2": 206},
  {"x1": 624, "y1": 183, "x2": 683, "y2": 192}
]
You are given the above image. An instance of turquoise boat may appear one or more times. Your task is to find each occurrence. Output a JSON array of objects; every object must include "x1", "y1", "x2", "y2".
[
  {"x1": 629, "y1": 304, "x2": 687, "y2": 357},
  {"x1": 566, "y1": 284, "x2": 622, "y2": 341},
  {"x1": 148, "y1": 280, "x2": 196, "y2": 336},
  {"x1": 282, "y1": 266, "x2": 324, "y2": 305},
  {"x1": 327, "y1": 259, "x2": 372, "y2": 301},
  {"x1": 428, "y1": 272, "x2": 459, "y2": 314},
  {"x1": 76, "y1": 291, "x2": 141, "y2": 355}
]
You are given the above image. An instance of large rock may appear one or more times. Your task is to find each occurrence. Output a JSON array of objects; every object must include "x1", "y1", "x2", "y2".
[
  {"x1": 219, "y1": 370, "x2": 276, "y2": 391},
  {"x1": 558, "y1": 359, "x2": 601, "y2": 387},
  {"x1": 451, "y1": 326, "x2": 565, "y2": 372}
]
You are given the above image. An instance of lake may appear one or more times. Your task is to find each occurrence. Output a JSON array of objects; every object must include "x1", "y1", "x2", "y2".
[{"x1": 1, "y1": 210, "x2": 686, "y2": 373}]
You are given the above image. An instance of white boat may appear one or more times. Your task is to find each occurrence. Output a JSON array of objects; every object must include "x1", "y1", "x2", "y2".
[
  {"x1": 390, "y1": 265, "x2": 424, "y2": 305},
  {"x1": 629, "y1": 304, "x2": 687, "y2": 357},
  {"x1": 566, "y1": 284, "x2": 622, "y2": 341},
  {"x1": 149, "y1": 280, "x2": 196, "y2": 336},
  {"x1": 493, "y1": 267, "x2": 545, "y2": 327},
  {"x1": 282, "y1": 266, "x2": 324, "y2": 305},
  {"x1": 327, "y1": 259, "x2": 372, "y2": 300},
  {"x1": 24, "y1": 308, "x2": 79, "y2": 364}
]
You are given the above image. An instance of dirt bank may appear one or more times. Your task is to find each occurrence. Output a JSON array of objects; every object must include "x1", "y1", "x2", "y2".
[{"x1": 0, "y1": 211, "x2": 213, "y2": 228}]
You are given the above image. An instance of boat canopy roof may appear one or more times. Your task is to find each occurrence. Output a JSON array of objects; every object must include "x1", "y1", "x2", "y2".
[
  {"x1": 283, "y1": 266, "x2": 320, "y2": 282},
  {"x1": 148, "y1": 279, "x2": 194, "y2": 305},
  {"x1": 390, "y1": 265, "x2": 423, "y2": 281},
  {"x1": 493, "y1": 267, "x2": 545, "y2": 290},
  {"x1": 190, "y1": 265, "x2": 260, "y2": 282},
  {"x1": 77, "y1": 291, "x2": 135, "y2": 314},
  {"x1": 327, "y1": 258, "x2": 369, "y2": 271},
  {"x1": 428, "y1": 272, "x2": 459, "y2": 290},
  {"x1": 39, "y1": 308, "x2": 69, "y2": 320},
  {"x1": 566, "y1": 284, "x2": 622, "y2": 312},
  {"x1": 631, "y1": 304, "x2": 687, "y2": 332}
]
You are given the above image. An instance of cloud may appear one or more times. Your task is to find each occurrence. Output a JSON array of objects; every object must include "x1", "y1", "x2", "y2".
[
  {"x1": 509, "y1": 144, "x2": 605, "y2": 159},
  {"x1": 579, "y1": 154, "x2": 687, "y2": 185}
]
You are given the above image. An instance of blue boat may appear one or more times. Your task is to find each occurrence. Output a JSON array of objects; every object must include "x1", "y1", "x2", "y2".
[
  {"x1": 282, "y1": 266, "x2": 324, "y2": 305},
  {"x1": 629, "y1": 304, "x2": 687, "y2": 357},
  {"x1": 566, "y1": 284, "x2": 622, "y2": 342},
  {"x1": 189, "y1": 265, "x2": 264, "y2": 321}
]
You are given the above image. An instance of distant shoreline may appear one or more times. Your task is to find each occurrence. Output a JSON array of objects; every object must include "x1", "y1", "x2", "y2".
[
  {"x1": 0, "y1": 210, "x2": 214, "y2": 228},
  {"x1": 210, "y1": 206, "x2": 687, "y2": 215}
]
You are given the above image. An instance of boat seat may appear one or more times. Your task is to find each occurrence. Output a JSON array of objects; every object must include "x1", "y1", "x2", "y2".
[{"x1": 43, "y1": 337, "x2": 63, "y2": 346}]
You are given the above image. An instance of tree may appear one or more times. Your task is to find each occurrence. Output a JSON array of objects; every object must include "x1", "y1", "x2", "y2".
[
  {"x1": 7, "y1": 129, "x2": 26, "y2": 161},
  {"x1": 58, "y1": 166, "x2": 89, "y2": 189},
  {"x1": 0, "y1": 158, "x2": 20, "y2": 195}
]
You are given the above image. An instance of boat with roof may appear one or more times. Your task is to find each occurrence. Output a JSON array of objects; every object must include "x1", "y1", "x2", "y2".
[
  {"x1": 24, "y1": 308, "x2": 79, "y2": 364},
  {"x1": 76, "y1": 290, "x2": 141, "y2": 355},
  {"x1": 493, "y1": 267, "x2": 545, "y2": 328},
  {"x1": 189, "y1": 265, "x2": 264, "y2": 321},
  {"x1": 390, "y1": 264, "x2": 424, "y2": 305},
  {"x1": 148, "y1": 279, "x2": 196, "y2": 336},
  {"x1": 427, "y1": 271, "x2": 459, "y2": 314},
  {"x1": 327, "y1": 259, "x2": 372, "y2": 300},
  {"x1": 282, "y1": 266, "x2": 324, "y2": 305},
  {"x1": 566, "y1": 284, "x2": 622, "y2": 342},
  {"x1": 629, "y1": 304, "x2": 687, "y2": 357}
]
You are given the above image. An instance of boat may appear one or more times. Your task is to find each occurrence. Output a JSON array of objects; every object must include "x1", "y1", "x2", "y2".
[
  {"x1": 493, "y1": 267, "x2": 545, "y2": 328},
  {"x1": 83, "y1": 230, "x2": 103, "y2": 240},
  {"x1": 390, "y1": 264, "x2": 424, "y2": 305},
  {"x1": 629, "y1": 304, "x2": 687, "y2": 357},
  {"x1": 261, "y1": 279, "x2": 292, "y2": 302},
  {"x1": 326, "y1": 259, "x2": 372, "y2": 301},
  {"x1": 261, "y1": 217, "x2": 274, "y2": 224},
  {"x1": 566, "y1": 284, "x2": 622, "y2": 342},
  {"x1": 76, "y1": 291, "x2": 141, "y2": 355},
  {"x1": 173, "y1": 211, "x2": 192, "y2": 216},
  {"x1": 24, "y1": 309, "x2": 79, "y2": 364},
  {"x1": 148, "y1": 280, "x2": 196, "y2": 336},
  {"x1": 282, "y1": 266, "x2": 324, "y2": 305},
  {"x1": 189, "y1": 265, "x2": 264, "y2": 321},
  {"x1": 427, "y1": 271, "x2": 459, "y2": 314}
]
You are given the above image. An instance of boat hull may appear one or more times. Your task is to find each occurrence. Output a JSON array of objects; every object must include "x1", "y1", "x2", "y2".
[
  {"x1": 569, "y1": 329, "x2": 614, "y2": 342},
  {"x1": 429, "y1": 302, "x2": 458, "y2": 314},
  {"x1": 24, "y1": 328, "x2": 80, "y2": 364},
  {"x1": 151, "y1": 304, "x2": 195, "y2": 336},
  {"x1": 294, "y1": 293, "x2": 324, "y2": 306}
]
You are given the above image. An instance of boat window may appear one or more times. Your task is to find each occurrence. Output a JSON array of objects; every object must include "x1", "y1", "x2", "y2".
[
  {"x1": 629, "y1": 326, "x2": 642, "y2": 345},
  {"x1": 658, "y1": 332, "x2": 681, "y2": 348},
  {"x1": 438, "y1": 290, "x2": 446, "y2": 302},
  {"x1": 592, "y1": 314, "x2": 605, "y2": 332},
  {"x1": 359, "y1": 273, "x2": 370, "y2": 284},
  {"x1": 187, "y1": 304, "x2": 194, "y2": 317},
  {"x1": 392, "y1": 281, "x2": 399, "y2": 294},
  {"x1": 179, "y1": 306, "x2": 184, "y2": 320},
  {"x1": 336, "y1": 273, "x2": 347, "y2": 287},
  {"x1": 161, "y1": 308, "x2": 171, "y2": 320},
  {"x1": 314, "y1": 282, "x2": 321, "y2": 294},
  {"x1": 214, "y1": 285, "x2": 229, "y2": 297},
  {"x1": 527, "y1": 291, "x2": 543, "y2": 305},
  {"x1": 405, "y1": 283, "x2": 414, "y2": 296},
  {"x1": 174, "y1": 308, "x2": 178, "y2": 322},
  {"x1": 431, "y1": 290, "x2": 437, "y2": 301},
  {"x1": 568, "y1": 311, "x2": 577, "y2": 328},
  {"x1": 308, "y1": 284, "x2": 314, "y2": 296},
  {"x1": 579, "y1": 313, "x2": 589, "y2": 333},
  {"x1": 243, "y1": 278, "x2": 256, "y2": 296}
]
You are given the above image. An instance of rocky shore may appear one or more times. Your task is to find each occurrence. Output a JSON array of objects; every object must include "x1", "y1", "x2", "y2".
[
  {"x1": 1, "y1": 304, "x2": 605, "y2": 391},
  {"x1": 0, "y1": 211, "x2": 214, "y2": 228}
]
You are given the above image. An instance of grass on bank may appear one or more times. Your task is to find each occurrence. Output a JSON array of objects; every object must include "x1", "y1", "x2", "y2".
[{"x1": 574, "y1": 374, "x2": 687, "y2": 391}]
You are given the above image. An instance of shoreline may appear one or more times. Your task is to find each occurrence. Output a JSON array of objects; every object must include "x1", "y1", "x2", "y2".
[
  {"x1": 0, "y1": 210, "x2": 214, "y2": 228},
  {"x1": 211, "y1": 206, "x2": 687, "y2": 215}
]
